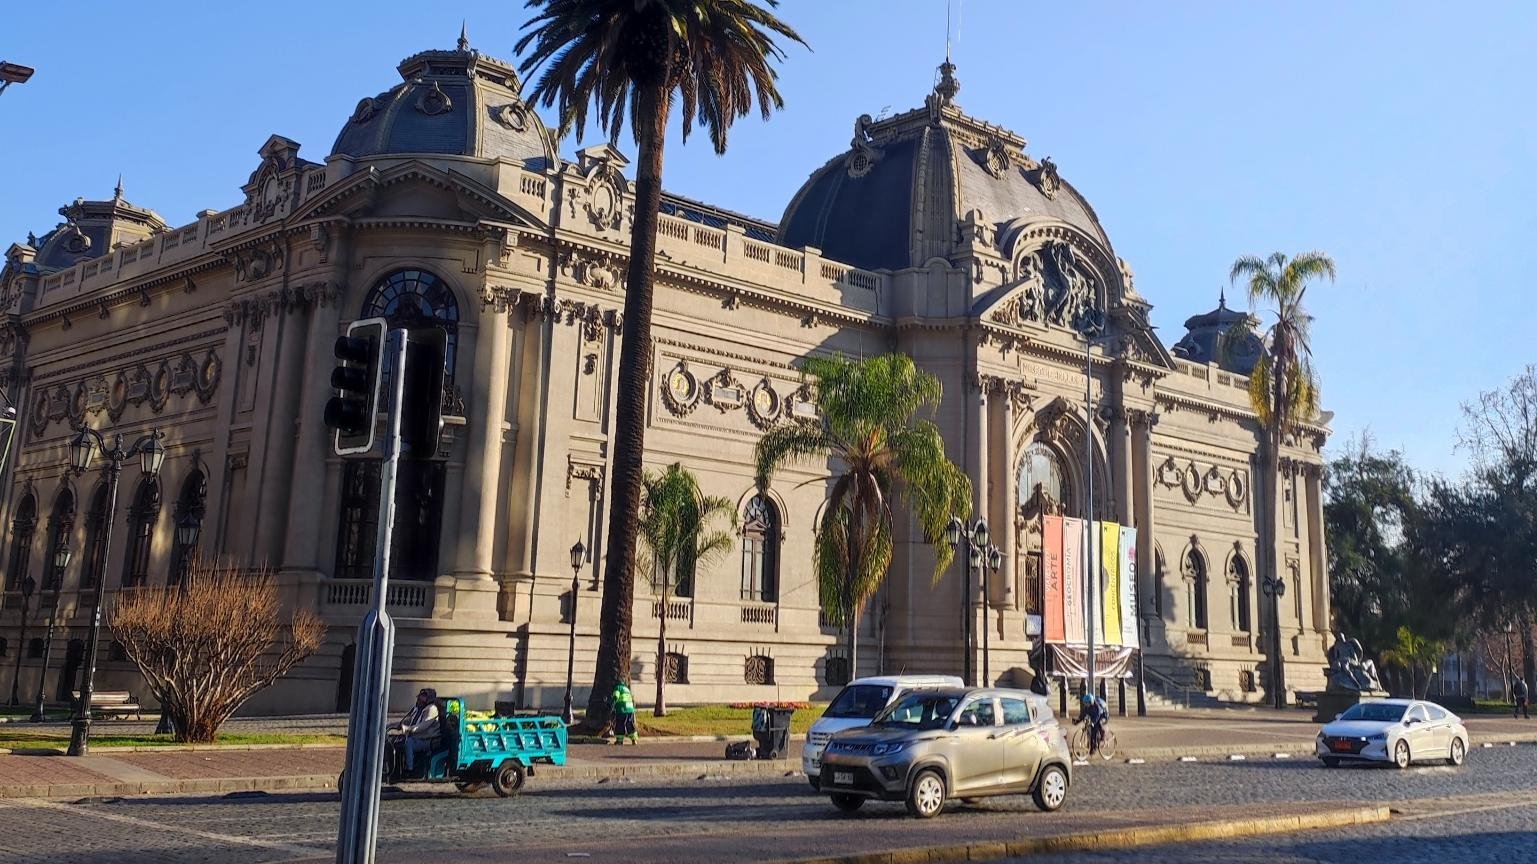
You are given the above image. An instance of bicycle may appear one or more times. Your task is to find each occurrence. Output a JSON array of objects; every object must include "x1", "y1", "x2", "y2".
[{"x1": 1070, "y1": 723, "x2": 1118, "y2": 761}]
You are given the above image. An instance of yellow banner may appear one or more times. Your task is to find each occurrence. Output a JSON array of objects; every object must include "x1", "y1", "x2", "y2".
[{"x1": 1101, "y1": 521, "x2": 1122, "y2": 646}]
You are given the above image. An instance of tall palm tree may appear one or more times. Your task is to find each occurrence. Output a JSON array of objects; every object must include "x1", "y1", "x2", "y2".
[
  {"x1": 1229, "y1": 251, "x2": 1335, "y2": 709},
  {"x1": 754, "y1": 354, "x2": 971, "y2": 677},
  {"x1": 638, "y1": 463, "x2": 736, "y2": 716},
  {"x1": 517, "y1": 0, "x2": 804, "y2": 731}
]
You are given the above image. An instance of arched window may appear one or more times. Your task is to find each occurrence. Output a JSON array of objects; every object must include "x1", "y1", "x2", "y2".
[
  {"x1": 122, "y1": 477, "x2": 161, "y2": 587},
  {"x1": 168, "y1": 470, "x2": 207, "y2": 586},
  {"x1": 740, "y1": 495, "x2": 780, "y2": 603},
  {"x1": 5, "y1": 492, "x2": 36, "y2": 592},
  {"x1": 1018, "y1": 443, "x2": 1072, "y2": 514},
  {"x1": 334, "y1": 268, "x2": 458, "y2": 584},
  {"x1": 1183, "y1": 547, "x2": 1208, "y2": 630},
  {"x1": 42, "y1": 488, "x2": 76, "y2": 592},
  {"x1": 79, "y1": 483, "x2": 108, "y2": 591},
  {"x1": 1229, "y1": 556, "x2": 1251, "y2": 633}
]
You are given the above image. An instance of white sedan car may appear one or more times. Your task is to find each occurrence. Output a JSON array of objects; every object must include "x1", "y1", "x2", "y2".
[{"x1": 1316, "y1": 698, "x2": 1468, "y2": 769}]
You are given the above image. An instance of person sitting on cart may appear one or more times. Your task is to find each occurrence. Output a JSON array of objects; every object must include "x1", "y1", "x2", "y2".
[
  {"x1": 391, "y1": 687, "x2": 441, "y2": 775},
  {"x1": 611, "y1": 678, "x2": 638, "y2": 745}
]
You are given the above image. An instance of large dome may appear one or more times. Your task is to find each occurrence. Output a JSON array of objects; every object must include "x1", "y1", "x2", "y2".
[
  {"x1": 778, "y1": 63, "x2": 1111, "y2": 272},
  {"x1": 330, "y1": 29, "x2": 554, "y2": 168}
]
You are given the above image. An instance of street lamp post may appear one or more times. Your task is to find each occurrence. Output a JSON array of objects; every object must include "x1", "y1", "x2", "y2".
[
  {"x1": 947, "y1": 517, "x2": 990, "y2": 686},
  {"x1": 561, "y1": 540, "x2": 586, "y2": 726},
  {"x1": 7, "y1": 575, "x2": 35, "y2": 706},
  {"x1": 155, "y1": 512, "x2": 203, "y2": 734},
  {"x1": 0, "y1": 61, "x2": 34, "y2": 95},
  {"x1": 29, "y1": 544, "x2": 70, "y2": 722},
  {"x1": 983, "y1": 544, "x2": 1001, "y2": 687},
  {"x1": 65, "y1": 425, "x2": 166, "y2": 757},
  {"x1": 1261, "y1": 574, "x2": 1287, "y2": 709}
]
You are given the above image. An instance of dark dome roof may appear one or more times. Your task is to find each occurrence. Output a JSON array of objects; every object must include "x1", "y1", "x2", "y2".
[
  {"x1": 778, "y1": 63, "x2": 1111, "y2": 272},
  {"x1": 330, "y1": 33, "x2": 553, "y2": 168},
  {"x1": 1171, "y1": 293, "x2": 1262, "y2": 374}
]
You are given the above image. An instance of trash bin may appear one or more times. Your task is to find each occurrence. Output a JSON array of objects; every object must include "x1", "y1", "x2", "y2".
[{"x1": 751, "y1": 705, "x2": 794, "y2": 759}]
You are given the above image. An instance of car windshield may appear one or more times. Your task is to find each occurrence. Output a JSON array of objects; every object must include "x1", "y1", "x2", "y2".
[
  {"x1": 872, "y1": 692, "x2": 961, "y2": 730},
  {"x1": 824, "y1": 684, "x2": 895, "y2": 719},
  {"x1": 1338, "y1": 703, "x2": 1407, "y2": 723}
]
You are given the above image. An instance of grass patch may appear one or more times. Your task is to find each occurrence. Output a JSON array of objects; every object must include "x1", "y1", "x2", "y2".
[
  {"x1": 0, "y1": 731, "x2": 345, "y2": 749},
  {"x1": 629, "y1": 703, "x2": 828, "y2": 737}
]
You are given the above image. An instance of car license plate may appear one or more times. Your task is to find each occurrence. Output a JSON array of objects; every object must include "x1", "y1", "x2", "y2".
[
  {"x1": 834, "y1": 771, "x2": 853, "y2": 786},
  {"x1": 1331, "y1": 741, "x2": 1351, "y2": 752}
]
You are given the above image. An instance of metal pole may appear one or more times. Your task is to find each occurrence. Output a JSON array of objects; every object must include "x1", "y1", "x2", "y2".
[
  {"x1": 981, "y1": 556, "x2": 990, "y2": 686},
  {"x1": 8, "y1": 586, "x2": 32, "y2": 705},
  {"x1": 68, "y1": 455, "x2": 120, "y2": 757},
  {"x1": 960, "y1": 536, "x2": 972, "y2": 687},
  {"x1": 562, "y1": 566, "x2": 579, "y2": 725},
  {"x1": 336, "y1": 328, "x2": 407, "y2": 864},
  {"x1": 29, "y1": 599, "x2": 58, "y2": 722},
  {"x1": 1084, "y1": 333, "x2": 1096, "y2": 700}
]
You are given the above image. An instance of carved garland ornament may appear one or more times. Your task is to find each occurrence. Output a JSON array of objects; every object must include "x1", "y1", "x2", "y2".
[
  {"x1": 705, "y1": 368, "x2": 744, "y2": 411},
  {"x1": 1155, "y1": 455, "x2": 1248, "y2": 509},
  {"x1": 661, "y1": 360, "x2": 700, "y2": 416},
  {"x1": 747, "y1": 378, "x2": 782, "y2": 429}
]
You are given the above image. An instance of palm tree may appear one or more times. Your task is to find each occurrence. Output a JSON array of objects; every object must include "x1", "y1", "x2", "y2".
[
  {"x1": 517, "y1": 0, "x2": 804, "y2": 731},
  {"x1": 638, "y1": 463, "x2": 736, "y2": 716},
  {"x1": 754, "y1": 354, "x2": 971, "y2": 677},
  {"x1": 1380, "y1": 625, "x2": 1445, "y2": 699},
  {"x1": 1229, "y1": 251, "x2": 1336, "y2": 709}
]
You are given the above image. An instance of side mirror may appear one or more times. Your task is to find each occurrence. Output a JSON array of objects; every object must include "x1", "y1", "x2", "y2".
[{"x1": 1333, "y1": 713, "x2": 1342, "y2": 721}]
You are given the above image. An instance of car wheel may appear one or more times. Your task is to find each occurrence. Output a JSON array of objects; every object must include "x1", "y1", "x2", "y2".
[
  {"x1": 1320, "y1": 757, "x2": 1340, "y2": 768},
  {"x1": 1448, "y1": 737, "x2": 1466, "y2": 767},
  {"x1": 491, "y1": 762, "x2": 526, "y2": 797},
  {"x1": 906, "y1": 769, "x2": 946, "y2": 819},
  {"x1": 1393, "y1": 740, "x2": 1411, "y2": 769},
  {"x1": 829, "y1": 793, "x2": 864, "y2": 813},
  {"x1": 808, "y1": 776, "x2": 821, "y2": 792},
  {"x1": 1032, "y1": 764, "x2": 1068, "y2": 812}
]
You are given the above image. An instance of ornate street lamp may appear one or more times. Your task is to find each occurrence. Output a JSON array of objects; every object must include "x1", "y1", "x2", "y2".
[
  {"x1": 1261, "y1": 574, "x2": 1287, "y2": 709},
  {"x1": 948, "y1": 517, "x2": 990, "y2": 686},
  {"x1": 65, "y1": 425, "x2": 165, "y2": 757},
  {"x1": 561, "y1": 539, "x2": 586, "y2": 726},
  {"x1": 7, "y1": 574, "x2": 35, "y2": 706},
  {"x1": 29, "y1": 543, "x2": 70, "y2": 722},
  {"x1": 983, "y1": 543, "x2": 1002, "y2": 686}
]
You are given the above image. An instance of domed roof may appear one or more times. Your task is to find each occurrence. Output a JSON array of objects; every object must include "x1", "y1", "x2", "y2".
[
  {"x1": 32, "y1": 180, "x2": 165, "y2": 271},
  {"x1": 330, "y1": 28, "x2": 553, "y2": 168},
  {"x1": 1171, "y1": 292, "x2": 1262, "y2": 375},
  {"x1": 778, "y1": 62, "x2": 1112, "y2": 272}
]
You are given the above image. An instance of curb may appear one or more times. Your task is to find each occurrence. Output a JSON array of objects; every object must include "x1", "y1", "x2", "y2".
[
  {"x1": 0, "y1": 743, "x2": 346, "y2": 755},
  {"x1": 771, "y1": 805, "x2": 1391, "y2": 864}
]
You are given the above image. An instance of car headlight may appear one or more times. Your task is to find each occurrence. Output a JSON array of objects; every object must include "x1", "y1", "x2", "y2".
[
  {"x1": 1368, "y1": 733, "x2": 1387, "y2": 742},
  {"x1": 871, "y1": 742, "x2": 908, "y2": 756}
]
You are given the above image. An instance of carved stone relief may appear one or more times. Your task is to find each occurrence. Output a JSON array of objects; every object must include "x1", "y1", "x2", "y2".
[
  {"x1": 29, "y1": 348, "x2": 225, "y2": 438},
  {"x1": 845, "y1": 113, "x2": 883, "y2": 179},
  {"x1": 990, "y1": 240, "x2": 1102, "y2": 333},
  {"x1": 661, "y1": 360, "x2": 700, "y2": 417},
  {"x1": 1155, "y1": 455, "x2": 1248, "y2": 510},
  {"x1": 747, "y1": 378, "x2": 782, "y2": 429}
]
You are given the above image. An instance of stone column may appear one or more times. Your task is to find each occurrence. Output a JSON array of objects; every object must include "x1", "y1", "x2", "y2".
[
  {"x1": 251, "y1": 305, "x2": 308, "y2": 564},
  {"x1": 1131, "y1": 410, "x2": 1159, "y2": 636},
  {"x1": 1112, "y1": 409, "x2": 1133, "y2": 526},
  {"x1": 1305, "y1": 464, "x2": 1328, "y2": 635},
  {"x1": 999, "y1": 383, "x2": 1018, "y2": 610},
  {"x1": 279, "y1": 287, "x2": 343, "y2": 579}
]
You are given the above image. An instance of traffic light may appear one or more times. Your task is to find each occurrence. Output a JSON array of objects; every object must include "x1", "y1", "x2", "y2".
[
  {"x1": 324, "y1": 318, "x2": 387, "y2": 456},
  {"x1": 399, "y1": 327, "x2": 447, "y2": 460}
]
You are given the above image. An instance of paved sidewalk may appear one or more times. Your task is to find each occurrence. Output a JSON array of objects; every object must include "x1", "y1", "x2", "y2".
[{"x1": 4, "y1": 708, "x2": 1536, "y2": 799}]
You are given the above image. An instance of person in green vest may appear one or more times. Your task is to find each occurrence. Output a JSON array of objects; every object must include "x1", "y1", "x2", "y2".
[{"x1": 611, "y1": 679, "x2": 638, "y2": 745}]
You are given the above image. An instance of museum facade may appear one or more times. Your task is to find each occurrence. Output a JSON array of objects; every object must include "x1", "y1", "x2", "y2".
[{"x1": 0, "y1": 38, "x2": 1331, "y2": 713}]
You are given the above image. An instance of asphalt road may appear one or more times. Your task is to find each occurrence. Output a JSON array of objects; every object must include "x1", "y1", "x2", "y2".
[{"x1": 4, "y1": 745, "x2": 1536, "y2": 864}]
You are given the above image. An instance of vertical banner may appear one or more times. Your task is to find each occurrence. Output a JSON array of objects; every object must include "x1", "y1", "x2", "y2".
[
  {"x1": 1061, "y1": 517, "x2": 1084, "y2": 644},
  {"x1": 1100, "y1": 521, "x2": 1122, "y2": 646},
  {"x1": 1119, "y1": 526, "x2": 1139, "y2": 648},
  {"x1": 1043, "y1": 515, "x2": 1066, "y2": 643},
  {"x1": 1089, "y1": 522, "x2": 1105, "y2": 646}
]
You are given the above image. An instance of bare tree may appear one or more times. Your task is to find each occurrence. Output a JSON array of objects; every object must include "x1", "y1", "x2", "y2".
[
  {"x1": 1477, "y1": 626, "x2": 1519, "y2": 702},
  {"x1": 111, "y1": 559, "x2": 325, "y2": 743}
]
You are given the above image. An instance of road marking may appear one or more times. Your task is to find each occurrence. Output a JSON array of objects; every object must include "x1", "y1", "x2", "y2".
[{"x1": 0, "y1": 798, "x2": 328, "y2": 857}]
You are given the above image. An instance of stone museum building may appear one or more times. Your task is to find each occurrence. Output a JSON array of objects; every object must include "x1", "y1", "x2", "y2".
[{"x1": 0, "y1": 37, "x2": 1332, "y2": 713}]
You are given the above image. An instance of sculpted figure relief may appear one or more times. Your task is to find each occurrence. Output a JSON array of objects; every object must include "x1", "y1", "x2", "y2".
[{"x1": 1326, "y1": 631, "x2": 1383, "y2": 693}]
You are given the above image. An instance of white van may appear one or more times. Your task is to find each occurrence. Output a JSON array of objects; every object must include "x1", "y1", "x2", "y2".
[{"x1": 803, "y1": 674, "x2": 965, "y2": 788}]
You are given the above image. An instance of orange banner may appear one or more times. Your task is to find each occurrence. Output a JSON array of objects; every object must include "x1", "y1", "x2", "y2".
[{"x1": 1043, "y1": 515, "x2": 1065, "y2": 643}]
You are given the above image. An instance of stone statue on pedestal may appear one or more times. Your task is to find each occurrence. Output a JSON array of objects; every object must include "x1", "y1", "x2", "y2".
[{"x1": 1326, "y1": 632, "x2": 1383, "y2": 693}]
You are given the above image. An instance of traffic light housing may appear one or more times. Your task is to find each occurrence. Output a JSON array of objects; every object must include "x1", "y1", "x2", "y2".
[
  {"x1": 399, "y1": 327, "x2": 447, "y2": 460},
  {"x1": 324, "y1": 318, "x2": 387, "y2": 456}
]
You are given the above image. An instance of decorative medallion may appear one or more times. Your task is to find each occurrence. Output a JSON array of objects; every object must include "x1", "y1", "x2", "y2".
[
  {"x1": 661, "y1": 360, "x2": 699, "y2": 416},
  {"x1": 845, "y1": 113, "x2": 883, "y2": 179},
  {"x1": 493, "y1": 103, "x2": 528, "y2": 131},
  {"x1": 747, "y1": 379, "x2": 781, "y2": 429},
  {"x1": 150, "y1": 360, "x2": 171, "y2": 413},
  {"x1": 1225, "y1": 470, "x2": 1247, "y2": 509},
  {"x1": 1034, "y1": 156, "x2": 1061, "y2": 199},
  {"x1": 706, "y1": 368, "x2": 743, "y2": 411},
  {"x1": 981, "y1": 137, "x2": 1012, "y2": 178},
  {"x1": 84, "y1": 376, "x2": 110, "y2": 415},
  {"x1": 351, "y1": 97, "x2": 376, "y2": 124},
  {"x1": 416, "y1": 80, "x2": 454, "y2": 116}
]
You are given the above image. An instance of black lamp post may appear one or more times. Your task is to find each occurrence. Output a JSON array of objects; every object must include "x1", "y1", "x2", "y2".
[
  {"x1": 8, "y1": 574, "x2": 35, "y2": 706},
  {"x1": 28, "y1": 544, "x2": 70, "y2": 722},
  {"x1": 65, "y1": 424, "x2": 165, "y2": 757},
  {"x1": 982, "y1": 543, "x2": 1002, "y2": 686},
  {"x1": 562, "y1": 539, "x2": 586, "y2": 726},
  {"x1": 947, "y1": 516, "x2": 989, "y2": 686},
  {"x1": 1261, "y1": 573, "x2": 1286, "y2": 709}
]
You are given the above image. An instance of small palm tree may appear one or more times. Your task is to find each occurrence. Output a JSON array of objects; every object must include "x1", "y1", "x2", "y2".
[
  {"x1": 518, "y1": 0, "x2": 805, "y2": 732},
  {"x1": 754, "y1": 354, "x2": 971, "y2": 676},
  {"x1": 638, "y1": 463, "x2": 736, "y2": 717},
  {"x1": 1380, "y1": 625, "x2": 1445, "y2": 699},
  {"x1": 1229, "y1": 251, "x2": 1335, "y2": 708}
]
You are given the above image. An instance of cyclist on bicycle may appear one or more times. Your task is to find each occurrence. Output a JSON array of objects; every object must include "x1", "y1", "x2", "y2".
[{"x1": 1075, "y1": 692, "x2": 1110, "y2": 753}]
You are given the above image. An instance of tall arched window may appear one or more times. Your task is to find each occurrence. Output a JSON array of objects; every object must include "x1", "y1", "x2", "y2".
[
  {"x1": 42, "y1": 488, "x2": 76, "y2": 592},
  {"x1": 5, "y1": 492, "x2": 37, "y2": 592},
  {"x1": 1183, "y1": 547, "x2": 1208, "y2": 630},
  {"x1": 335, "y1": 268, "x2": 457, "y2": 583},
  {"x1": 168, "y1": 470, "x2": 207, "y2": 586},
  {"x1": 1017, "y1": 443, "x2": 1072, "y2": 514},
  {"x1": 1229, "y1": 555, "x2": 1251, "y2": 633},
  {"x1": 79, "y1": 483, "x2": 108, "y2": 590},
  {"x1": 122, "y1": 477, "x2": 161, "y2": 587},
  {"x1": 740, "y1": 495, "x2": 780, "y2": 603}
]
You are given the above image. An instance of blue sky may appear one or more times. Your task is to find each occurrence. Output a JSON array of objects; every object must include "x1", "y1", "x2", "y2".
[{"x1": 3, "y1": 1, "x2": 1533, "y2": 478}]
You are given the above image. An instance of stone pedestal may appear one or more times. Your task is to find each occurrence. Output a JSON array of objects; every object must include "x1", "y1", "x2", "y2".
[{"x1": 1313, "y1": 688, "x2": 1387, "y2": 723}]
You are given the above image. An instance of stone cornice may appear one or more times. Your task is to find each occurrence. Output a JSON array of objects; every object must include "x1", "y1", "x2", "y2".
[{"x1": 24, "y1": 258, "x2": 223, "y2": 329}]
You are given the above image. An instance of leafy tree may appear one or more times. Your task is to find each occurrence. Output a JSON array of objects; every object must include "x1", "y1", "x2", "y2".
[
  {"x1": 754, "y1": 354, "x2": 971, "y2": 676},
  {"x1": 518, "y1": 0, "x2": 804, "y2": 731},
  {"x1": 110, "y1": 561, "x2": 324, "y2": 743},
  {"x1": 638, "y1": 463, "x2": 735, "y2": 717},
  {"x1": 1379, "y1": 625, "x2": 1446, "y2": 699},
  {"x1": 1229, "y1": 250, "x2": 1335, "y2": 706}
]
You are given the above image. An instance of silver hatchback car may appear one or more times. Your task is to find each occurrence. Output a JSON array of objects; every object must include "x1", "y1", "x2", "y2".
[{"x1": 818, "y1": 686, "x2": 1073, "y2": 818}]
